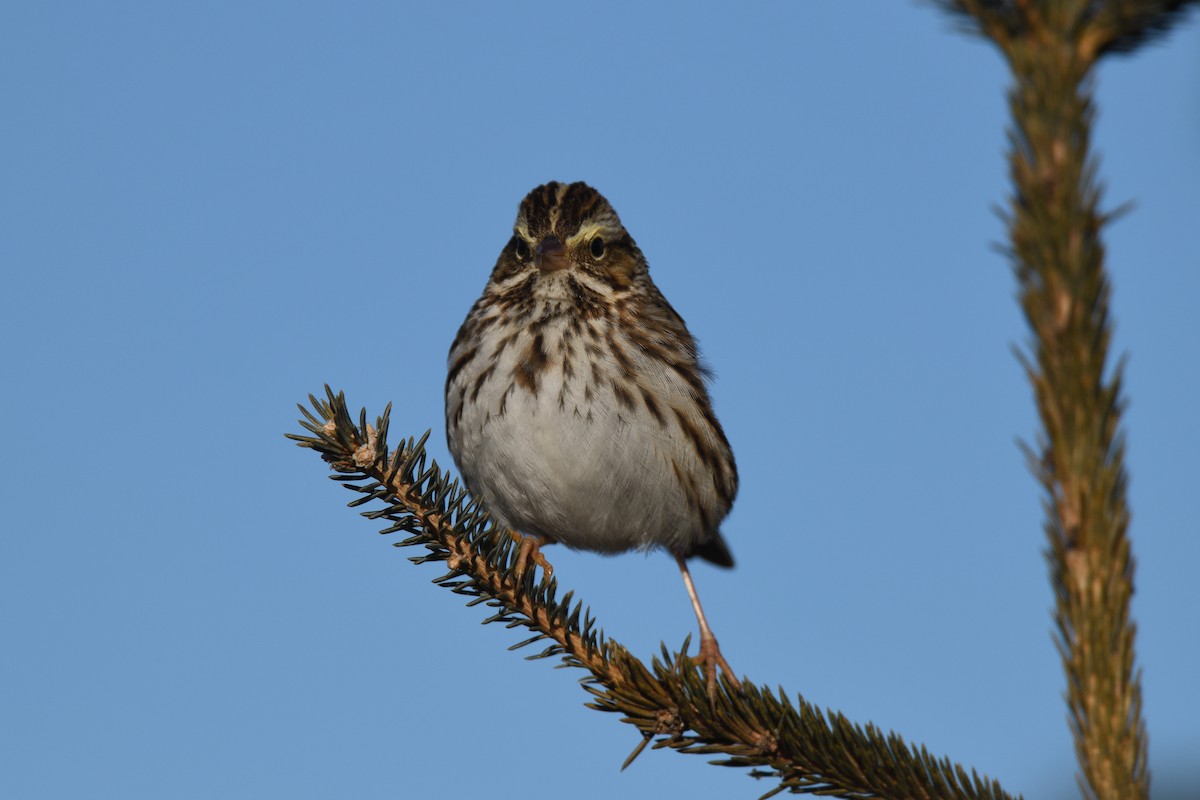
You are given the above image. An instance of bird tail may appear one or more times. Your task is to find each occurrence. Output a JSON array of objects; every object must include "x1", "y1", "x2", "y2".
[{"x1": 690, "y1": 533, "x2": 734, "y2": 568}]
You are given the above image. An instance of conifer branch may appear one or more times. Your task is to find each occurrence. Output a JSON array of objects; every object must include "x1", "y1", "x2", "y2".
[
  {"x1": 289, "y1": 387, "x2": 1021, "y2": 800},
  {"x1": 932, "y1": 2, "x2": 1193, "y2": 798},
  {"x1": 938, "y1": 0, "x2": 1199, "y2": 58}
]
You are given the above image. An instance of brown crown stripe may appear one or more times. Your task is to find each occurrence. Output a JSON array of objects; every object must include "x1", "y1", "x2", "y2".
[
  {"x1": 560, "y1": 186, "x2": 602, "y2": 231},
  {"x1": 519, "y1": 182, "x2": 611, "y2": 237}
]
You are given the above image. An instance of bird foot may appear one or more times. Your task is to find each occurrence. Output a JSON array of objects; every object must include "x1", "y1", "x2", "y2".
[
  {"x1": 674, "y1": 555, "x2": 739, "y2": 699},
  {"x1": 691, "y1": 632, "x2": 740, "y2": 699},
  {"x1": 509, "y1": 530, "x2": 553, "y2": 582}
]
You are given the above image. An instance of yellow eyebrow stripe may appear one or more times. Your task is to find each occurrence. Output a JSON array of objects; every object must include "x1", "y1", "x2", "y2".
[{"x1": 567, "y1": 223, "x2": 607, "y2": 247}]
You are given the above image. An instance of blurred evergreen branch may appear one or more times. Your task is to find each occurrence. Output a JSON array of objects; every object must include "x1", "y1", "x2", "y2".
[
  {"x1": 933, "y1": 1, "x2": 1197, "y2": 798},
  {"x1": 289, "y1": 387, "x2": 1018, "y2": 800},
  {"x1": 938, "y1": 0, "x2": 1198, "y2": 57}
]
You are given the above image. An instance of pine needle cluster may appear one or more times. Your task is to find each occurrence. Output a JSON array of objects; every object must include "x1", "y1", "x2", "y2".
[{"x1": 288, "y1": 387, "x2": 1018, "y2": 800}]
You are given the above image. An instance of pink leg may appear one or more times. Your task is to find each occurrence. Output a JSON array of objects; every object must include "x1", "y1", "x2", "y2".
[{"x1": 676, "y1": 554, "x2": 740, "y2": 697}]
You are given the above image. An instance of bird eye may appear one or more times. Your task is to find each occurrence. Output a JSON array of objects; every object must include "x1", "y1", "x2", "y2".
[
  {"x1": 589, "y1": 236, "x2": 606, "y2": 259},
  {"x1": 513, "y1": 238, "x2": 530, "y2": 261}
]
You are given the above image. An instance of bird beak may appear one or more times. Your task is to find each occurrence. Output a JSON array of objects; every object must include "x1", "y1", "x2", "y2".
[{"x1": 535, "y1": 235, "x2": 569, "y2": 273}]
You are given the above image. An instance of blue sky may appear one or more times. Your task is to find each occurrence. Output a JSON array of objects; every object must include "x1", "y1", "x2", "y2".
[{"x1": 2, "y1": 3, "x2": 1197, "y2": 798}]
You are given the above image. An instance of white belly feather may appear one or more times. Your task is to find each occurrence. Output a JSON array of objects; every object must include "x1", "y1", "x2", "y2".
[{"x1": 449, "y1": 314, "x2": 704, "y2": 556}]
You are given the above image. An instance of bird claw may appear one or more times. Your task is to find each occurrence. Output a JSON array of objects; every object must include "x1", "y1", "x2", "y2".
[
  {"x1": 509, "y1": 530, "x2": 553, "y2": 582},
  {"x1": 689, "y1": 632, "x2": 740, "y2": 700}
]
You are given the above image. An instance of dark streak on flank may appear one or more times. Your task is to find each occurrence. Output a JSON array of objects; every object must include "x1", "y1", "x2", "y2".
[
  {"x1": 450, "y1": 385, "x2": 467, "y2": 428},
  {"x1": 447, "y1": 318, "x2": 476, "y2": 365},
  {"x1": 611, "y1": 379, "x2": 636, "y2": 411},
  {"x1": 673, "y1": 405, "x2": 719, "y2": 475},
  {"x1": 668, "y1": 358, "x2": 707, "y2": 397},
  {"x1": 447, "y1": 345, "x2": 477, "y2": 387},
  {"x1": 470, "y1": 363, "x2": 496, "y2": 403},
  {"x1": 671, "y1": 459, "x2": 705, "y2": 528},
  {"x1": 695, "y1": 402, "x2": 737, "y2": 506},
  {"x1": 640, "y1": 385, "x2": 666, "y2": 426},
  {"x1": 492, "y1": 331, "x2": 519, "y2": 359},
  {"x1": 498, "y1": 382, "x2": 515, "y2": 416}
]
